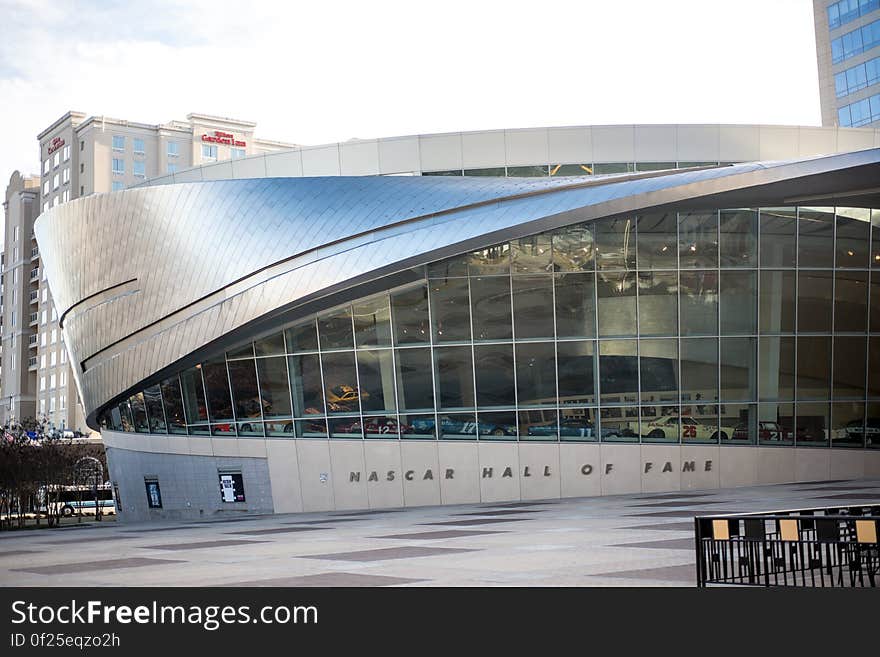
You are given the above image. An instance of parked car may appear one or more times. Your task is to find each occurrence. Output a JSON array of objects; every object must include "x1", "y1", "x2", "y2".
[
  {"x1": 841, "y1": 417, "x2": 880, "y2": 444},
  {"x1": 410, "y1": 415, "x2": 516, "y2": 437},
  {"x1": 643, "y1": 415, "x2": 735, "y2": 440},
  {"x1": 325, "y1": 384, "x2": 369, "y2": 412},
  {"x1": 330, "y1": 418, "x2": 413, "y2": 435},
  {"x1": 528, "y1": 419, "x2": 595, "y2": 438},
  {"x1": 732, "y1": 421, "x2": 793, "y2": 441}
]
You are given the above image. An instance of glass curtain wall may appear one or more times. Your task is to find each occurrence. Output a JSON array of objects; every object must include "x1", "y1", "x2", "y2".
[{"x1": 99, "y1": 207, "x2": 879, "y2": 449}]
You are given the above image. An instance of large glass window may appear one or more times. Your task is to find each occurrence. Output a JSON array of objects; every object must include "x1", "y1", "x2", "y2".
[
  {"x1": 130, "y1": 393, "x2": 149, "y2": 433},
  {"x1": 203, "y1": 360, "x2": 234, "y2": 422},
  {"x1": 719, "y1": 209, "x2": 757, "y2": 268},
  {"x1": 318, "y1": 307, "x2": 354, "y2": 350},
  {"x1": 395, "y1": 348, "x2": 434, "y2": 411},
  {"x1": 474, "y1": 344, "x2": 515, "y2": 407},
  {"x1": 833, "y1": 336, "x2": 866, "y2": 400},
  {"x1": 511, "y1": 234, "x2": 552, "y2": 273},
  {"x1": 515, "y1": 342, "x2": 556, "y2": 406},
  {"x1": 256, "y1": 357, "x2": 292, "y2": 417},
  {"x1": 798, "y1": 208, "x2": 835, "y2": 268},
  {"x1": 681, "y1": 338, "x2": 718, "y2": 409},
  {"x1": 797, "y1": 336, "x2": 831, "y2": 401},
  {"x1": 759, "y1": 271, "x2": 796, "y2": 334},
  {"x1": 679, "y1": 211, "x2": 718, "y2": 268},
  {"x1": 391, "y1": 285, "x2": 430, "y2": 345},
  {"x1": 353, "y1": 297, "x2": 392, "y2": 347},
  {"x1": 637, "y1": 272, "x2": 677, "y2": 337},
  {"x1": 594, "y1": 217, "x2": 636, "y2": 270},
  {"x1": 557, "y1": 341, "x2": 596, "y2": 405},
  {"x1": 228, "y1": 359, "x2": 261, "y2": 424},
  {"x1": 760, "y1": 208, "x2": 796, "y2": 268},
  {"x1": 144, "y1": 385, "x2": 166, "y2": 434},
  {"x1": 180, "y1": 366, "x2": 208, "y2": 425},
  {"x1": 721, "y1": 338, "x2": 756, "y2": 402},
  {"x1": 160, "y1": 376, "x2": 187, "y2": 434},
  {"x1": 552, "y1": 224, "x2": 594, "y2": 271},
  {"x1": 599, "y1": 340, "x2": 638, "y2": 405},
  {"x1": 286, "y1": 319, "x2": 318, "y2": 352},
  {"x1": 513, "y1": 275, "x2": 554, "y2": 338},
  {"x1": 796, "y1": 402, "x2": 829, "y2": 446},
  {"x1": 759, "y1": 337, "x2": 795, "y2": 401},
  {"x1": 554, "y1": 273, "x2": 595, "y2": 338},
  {"x1": 636, "y1": 212, "x2": 677, "y2": 270},
  {"x1": 836, "y1": 207, "x2": 871, "y2": 268},
  {"x1": 471, "y1": 276, "x2": 512, "y2": 340},
  {"x1": 597, "y1": 272, "x2": 636, "y2": 336},
  {"x1": 434, "y1": 346, "x2": 475, "y2": 410},
  {"x1": 356, "y1": 349, "x2": 396, "y2": 412},
  {"x1": 719, "y1": 271, "x2": 757, "y2": 335},
  {"x1": 289, "y1": 354, "x2": 324, "y2": 416},
  {"x1": 468, "y1": 244, "x2": 509, "y2": 275},
  {"x1": 797, "y1": 271, "x2": 833, "y2": 333},
  {"x1": 639, "y1": 339, "x2": 678, "y2": 405},
  {"x1": 680, "y1": 271, "x2": 718, "y2": 336},
  {"x1": 430, "y1": 278, "x2": 471, "y2": 342},
  {"x1": 834, "y1": 271, "x2": 868, "y2": 332},
  {"x1": 321, "y1": 351, "x2": 360, "y2": 414}
]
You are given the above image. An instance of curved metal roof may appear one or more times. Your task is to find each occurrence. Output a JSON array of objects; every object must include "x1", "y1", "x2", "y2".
[{"x1": 33, "y1": 148, "x2": 880, "y2": 424}]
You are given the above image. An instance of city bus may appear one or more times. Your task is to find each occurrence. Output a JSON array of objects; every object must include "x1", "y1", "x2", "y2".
[{"x1": 37, "y1": 483, "x2": 116, "y2": 516}]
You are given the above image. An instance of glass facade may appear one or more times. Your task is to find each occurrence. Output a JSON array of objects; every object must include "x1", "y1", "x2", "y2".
[{"x1": 98, "y1": 207, "x2": 880, "y2": 449}]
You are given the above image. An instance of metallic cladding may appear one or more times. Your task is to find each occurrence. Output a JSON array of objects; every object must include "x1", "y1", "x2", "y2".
[{"x1": 33, "y1": 149, "x2": 880, "y2": 426}]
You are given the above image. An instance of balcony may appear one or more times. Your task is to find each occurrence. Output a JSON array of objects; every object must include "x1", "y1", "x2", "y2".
[
  {"x1": 28, "y1": 356, "x2": 37, "y2": 370},
  {"x1": 29, "y1": 290, "x2": 38, "y2": 304},
  {"x1": 28, "y1": 334, "x2": 38, "y2": 349},
  {"x1": 30, "y1": 268, "x2": 39, "y2": 281},
  {"x1": 31, "y1": 248, "x2": 39, "y2": 261},
  {"x1": 29, "y1": 312, "x2": 38, "y2": 326}
]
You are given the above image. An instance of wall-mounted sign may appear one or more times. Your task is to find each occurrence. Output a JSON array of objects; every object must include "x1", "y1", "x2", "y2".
[
  {"x1": 219, "y1": 472, "x2": 246, "y2": 502},
  {"x1": 201, "y1": 130, "x2": 245, "y2": 147},
  {"x1": 47, "y1": 137, "x2": 65, "y2": 155}
]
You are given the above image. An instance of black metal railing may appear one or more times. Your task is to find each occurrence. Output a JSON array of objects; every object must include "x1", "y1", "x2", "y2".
[{"x1": 695, "y1": 504, "x2": 879, "y2": 587}]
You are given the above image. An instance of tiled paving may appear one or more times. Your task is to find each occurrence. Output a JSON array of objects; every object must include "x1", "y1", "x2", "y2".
[
  {"x1": 1, "y1": 477, "x2": 877, "y2": 587},
  {"x1": 300, "y1": 546, "x2": 477, "y2": 562}
]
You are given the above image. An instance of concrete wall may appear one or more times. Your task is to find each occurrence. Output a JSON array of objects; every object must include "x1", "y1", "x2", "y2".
[{"x1": 102, "y1": 430, "x2": 880, "y2": 521}]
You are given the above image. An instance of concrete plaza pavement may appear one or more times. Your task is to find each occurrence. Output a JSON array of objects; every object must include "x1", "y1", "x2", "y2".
[{"x1": 1, "y1": 478, "x2": 878, "y2": 587}]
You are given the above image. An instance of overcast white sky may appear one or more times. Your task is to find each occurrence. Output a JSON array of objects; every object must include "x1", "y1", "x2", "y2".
[{"x1": 0, "y1": 0, "x2": 820, "y2": 182}]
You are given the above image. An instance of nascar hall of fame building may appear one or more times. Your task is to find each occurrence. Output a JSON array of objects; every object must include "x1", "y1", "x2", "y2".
[{"x1": 34, "y1": 124, "x2": 880, "y2": 521}]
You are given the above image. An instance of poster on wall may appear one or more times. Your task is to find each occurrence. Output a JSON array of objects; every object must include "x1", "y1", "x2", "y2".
[
  {"x1": 145, "y1": 480, "x2": 162, "y2": 509},
  {"x1": 219, "y1": 472, "x2": 246, "y2": 503}
]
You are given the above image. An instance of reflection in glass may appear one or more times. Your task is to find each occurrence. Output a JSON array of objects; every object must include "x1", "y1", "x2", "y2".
[
  {"x1": 227, "y1": 343, "x2": 253, "y2": 360},
  {"x1": 399, "y1": 414, "x2": 437, "y2": 440},
  {"x1": 759, "y1": 337, "x2": 796, "y2": 402},
  {"x1": 438, "y1": 413, "x2": 479, "y2": 439},
  {"x1": 831, "y1": 402, "x2": 866, "y2": 447},
  {"x1": 835, "y1": 207, "x2": 870, "y2": 268},
  {"x1": 759, "y1": 271, "x2": 796, "y2": 334},
  {"x1": 867, "y1": 402, "x2": 880, "y2": 449},
  {"x1": 797, "y1": 271, "x2": 833, "y2": 333},
  {"x1": 471, "y1": 276, "x2": 512, "y2": 340},
  {"x1": 474, "y1": 344, "x2": 515, "y2": 408},
  {"x1": 833, "y1": 336, "x2": 866, "y2": 399},
  {"x1": 870, "y1": 338, "x2": 880, "y2": 399},
  {"x1": 720, "y1": 271, "x2": 757, "y2": 335},
  {"x1": 203, "y1": 360, "x2": 234, "y2": 422},
  {"x1": 681, "y1": 338, "x2": 718, "y2": 409},
  {"x1": 391, "y1": 285, "x2": 430, "y2": 345},
  {"x1": 507, "y1": 165, "x2": 548, "y2": 177},
  {"x1": 638, "y1": 272, "x2": 677, "y2": 337},
  {"x1": 519, "y1": 408, "x2": 560, "y2": 441},
  {"x1": 760, "y1": 208, "x2": 796, "y2": 268},
  {"x1": 680, "y1": 407, "x2": 719, "y2": 443},
  {"x1": 256, "y1": 357, "x2": 291, "y2": 417},
  {"x1": 796, "y1": 402, "x2": 829, "y2": 445},
  {"x1": 129, "y1": 393, "x2": 148, "y2": 433},
  {"x1": 254, "y1": 332, "x2": 285, "y2": 357},
  {"x1": 798, "y1": 208, "x2": 835, "y2": 268},
  {"x1": 640, "y1": 410, "x2": 677, "y2": 443},
  {"x1": 637, "y1": 212, "x2": 677, "y2": 270},
  {"x1": 758, "y1": 402, "x2": 794, "y2": 445},
  {"x1": 680, "y1": 271, "x2": 718, "y2": 336},
  {"x1": 264, "y1": 420, "x2": 294, "y2": 437},
  {"x1": 557, "y1": 341, "x2": 595, "y2": 405},
  {"x1": 435, "y1": 347, "x2": 475, "y2": 410},
  {"x1": 356, "y1": 349, "x2": 396, "y2": 413},
  {"x1": 395, "y1": 348, "x2": 434, "y2": 412},
  {"x1": 160, "y1": 377, "x2": 187, "y2": 434},
  {"x1": 600, "y1": 406, "x2": 640, "y2": 442},
  {"x1": 594, "y1": 217, "x2": 635, "y2": 270},
  {"x1": 318, "y1": 307, "x2": 354, "y2": 350},
  {"x1": 873, "y1": 274, "x2": 880, "y2": 333},
  {"x1": 722, "y1": 404, "x2": 757, "y2": 443},
  {"x1": 468, "y1": 244, "x2": 510, "y2": 276},
  {"x1": 639, "y1": 339, "x2": 678, "y2": 405},
  {"x1": 797, "y1": 336, "x2": 831, "y2": 401},
  {"x1": 296, "y1": 417, "x2": 327, "y2": 438},
  {"x1": 513, "y1": 275, "x2": 555, "y2": 338},
  {"x1": 679, "y1": 211, "x2": 718, "y2": 268},
  {"x1": 550, "y1": 164, "x2": 594, "y2": 177},
  {"x1": 363, "y1": 416, "x2": 401, "y2": 439},
  {"x1": 329, "y1": 416, "x2": 362, "y2": 438},
  {"x1": 721, "y1": 338, "x2": 756, "y2": 402},
  {"x1": 555, "y1": 273, "x2": 595, "y2": 338},
  {"x1": 478, "y1": 411, "x2": 518, "y2": 439},
  {"x1": 286, "y1": 319, "x2": 318, "y2": 353},
  {"x1": 599, "y1": 340, "x2": 638, "y2": 404},
  {"x1": 597, "y1": 272, "x2": 636, "y2": 336},
  {"x1": 322, "y1": 351, "x2": 360, "y2": 414},
  {"x1": 180, "y1": 366, "x2": 208, "y2": 424},
  {"x1": 516, "y1": 342, "x2": 556, "y2": 406},
  {"x1": 558, "y1": 407, "x2": 598, "y2": 442},
  {"x1": 289, "y1": 354, "x2": 324, "y2": 417},
  {"x1": 511, "y1": 234, "x2": 552, "y2": 273},
  {"x1": 228, "y1": 359, "x2": 261, "y2": 422},
  {"x1": 834, "y1": 271, "x2": 868, "y2": 332},
  {"x1": 552, "y1": 224, "x2": 594, "y2": 271},
  {"x1": 353, "y1": 297, "x2": 392, "y2": 347},
  {"x1": 143, "y1": 385, "x2": 166, "y2": 434},
  {"x1": 719, "y1": 209, "x2": 757, "y2": 267},
  {"x1": 430, "y1": 278, "x2": 471, "y2": 342}
]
